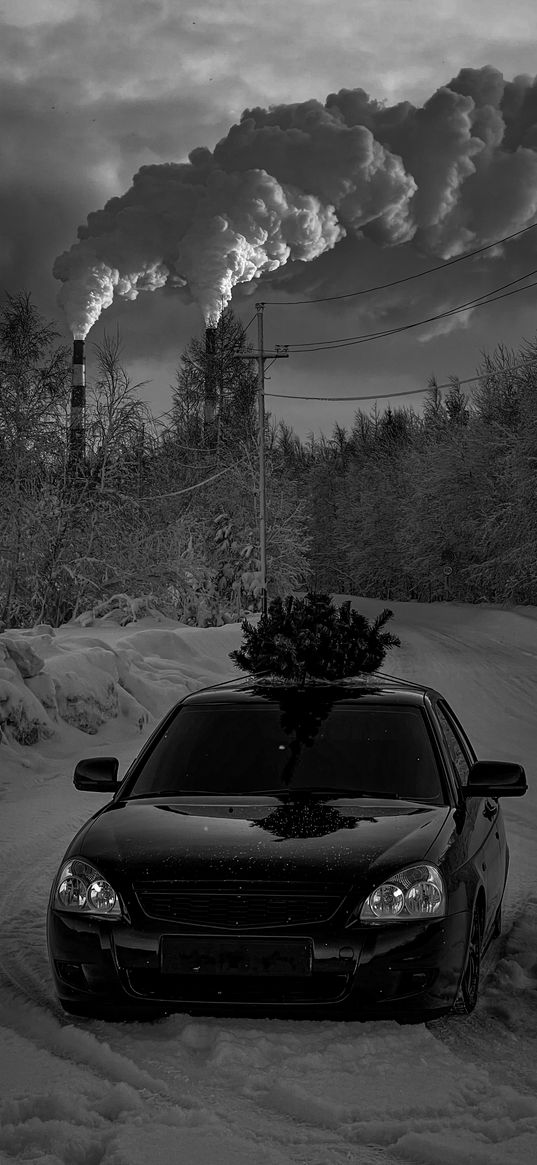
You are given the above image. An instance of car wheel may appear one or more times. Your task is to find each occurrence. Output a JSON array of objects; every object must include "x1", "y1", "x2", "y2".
[{"x1": 452, "y1": 908, "x2": 483, "y2": 1016}]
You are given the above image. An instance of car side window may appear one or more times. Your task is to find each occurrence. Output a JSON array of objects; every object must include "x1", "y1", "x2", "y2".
[{"x1": 435, "y1": 703, "x2": 471, "y2": 786}]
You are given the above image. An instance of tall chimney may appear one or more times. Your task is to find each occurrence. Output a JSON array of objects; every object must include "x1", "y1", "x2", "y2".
[
  {"x1": 69, "y1": 338, "x2": 86, "y2": 474},
  {"x1": 204, "y1": 326, "x2": 217, "y2": 448}
]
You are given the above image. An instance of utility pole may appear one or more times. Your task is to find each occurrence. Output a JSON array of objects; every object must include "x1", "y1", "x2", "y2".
[{"x1": 235, "y1": 303, "x2": 288, "y2": 617}]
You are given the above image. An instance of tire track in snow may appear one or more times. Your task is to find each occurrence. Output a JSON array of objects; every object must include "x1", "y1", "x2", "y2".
[
  {"x1": 0, "y1": 821, "x2": 77, "y2": 1012},
  {"x1": 429, "y1": 896, "x2": 537, "y2": 1095}
]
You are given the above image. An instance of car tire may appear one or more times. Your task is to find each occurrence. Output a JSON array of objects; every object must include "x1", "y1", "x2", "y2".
[{"x1": 452, "y1": 908, "x2": 483, "y2": 1016}]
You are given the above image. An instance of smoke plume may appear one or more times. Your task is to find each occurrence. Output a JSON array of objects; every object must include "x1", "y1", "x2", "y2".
[{"x1": 54, "y1": 67, "x2": 537, "y2": 337}]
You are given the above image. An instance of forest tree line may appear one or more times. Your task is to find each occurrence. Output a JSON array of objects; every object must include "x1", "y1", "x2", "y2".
[{"x1": 1, "y1": 291, "x2": 536, "y2": 628}]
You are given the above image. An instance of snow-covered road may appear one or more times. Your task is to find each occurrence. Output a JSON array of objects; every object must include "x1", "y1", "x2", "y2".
[{"x1": 1, "y1": 602, "x2": 537, "y2": 1165}]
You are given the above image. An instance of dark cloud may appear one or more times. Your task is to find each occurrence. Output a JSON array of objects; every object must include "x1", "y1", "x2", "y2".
[
  {"x1": 51, "y1": 64, "x2": 537, "y2": 347},
  {"x1": 0, "y1": 0, "x2": 266, "y2": 328},
  {"x1": 3, "y1": 0, "x2": 537, "y2": 435}
]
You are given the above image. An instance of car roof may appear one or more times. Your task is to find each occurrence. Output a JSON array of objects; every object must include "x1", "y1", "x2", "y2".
[{"x1": 180, "y1": 673, "x2": 438, "y2": 708}]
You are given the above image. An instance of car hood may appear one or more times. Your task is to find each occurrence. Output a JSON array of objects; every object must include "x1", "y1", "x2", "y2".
[{"x1": 74, "y1": 797, "x2": 451, "y2": 883}]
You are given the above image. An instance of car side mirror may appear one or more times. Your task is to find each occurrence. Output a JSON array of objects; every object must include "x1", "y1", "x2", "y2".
[
  {"x1": 73, "y1": 757, "x2": 120, "y2": 792},
  {"x1": 464, "y1": 760, "x2": 527, "y2": 799}
]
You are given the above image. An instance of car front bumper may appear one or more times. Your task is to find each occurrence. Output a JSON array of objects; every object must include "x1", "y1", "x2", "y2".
[{"x1": 47, "y1": 907, "x2": 470, "y2": 1019}]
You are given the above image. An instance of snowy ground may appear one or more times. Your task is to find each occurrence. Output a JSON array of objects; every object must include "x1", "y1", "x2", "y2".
[{"x1": 1, "y1": 599, "x2": 537, "y2": 1165}]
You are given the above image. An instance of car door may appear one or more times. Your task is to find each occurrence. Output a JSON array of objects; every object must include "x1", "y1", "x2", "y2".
[{"x1": 435, "y1": 699, "x2": 504, "y2": 928}]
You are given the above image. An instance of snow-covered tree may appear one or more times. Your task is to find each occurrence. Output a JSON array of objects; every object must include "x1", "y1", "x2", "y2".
[{"x1": 0, "y1": 293, "x2": 70, "y2": 625}]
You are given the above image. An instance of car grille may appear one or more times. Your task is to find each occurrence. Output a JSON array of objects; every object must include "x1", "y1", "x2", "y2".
[
  {"x1": 126, "y1": 969, "x2": 351, "y2": 1005},
  {"x1": 133, "y1": 880, "x2": 348, "y2": 930}
]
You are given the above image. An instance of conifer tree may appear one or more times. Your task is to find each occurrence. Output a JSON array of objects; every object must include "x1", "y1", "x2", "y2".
[
  {"x1": 229, "y1": 593, "x2": 400, "y2": 683},
  {"x1": 170, "y1": 307, "x2": 257, "y2": 451}
]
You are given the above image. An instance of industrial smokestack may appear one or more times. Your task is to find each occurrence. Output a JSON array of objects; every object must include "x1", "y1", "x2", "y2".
[
  {"x1": 204, "y1": 326, "x2": 218, "y2": 448},
  {"x1": 68, "y1": 338, "x2": 86, "y2": 474}
]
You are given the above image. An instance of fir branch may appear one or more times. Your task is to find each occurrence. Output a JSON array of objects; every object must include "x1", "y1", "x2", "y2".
[{"x1": 229, "y1": 592, "x2": 401, "y2": 682}]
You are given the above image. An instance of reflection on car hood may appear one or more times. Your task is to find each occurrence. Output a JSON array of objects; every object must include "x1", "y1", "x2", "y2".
[{"x1": 75, "y1": 798, "x2": 452, "y2": 882}]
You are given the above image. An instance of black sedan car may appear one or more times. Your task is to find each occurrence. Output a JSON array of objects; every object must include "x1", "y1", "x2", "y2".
[{"x1": 47, "y1": 675, "x2": 527, "y2": 1021}]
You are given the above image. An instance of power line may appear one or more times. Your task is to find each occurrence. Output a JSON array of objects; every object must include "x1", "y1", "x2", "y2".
[
  {"x1": 433, "y1": 362, "x2": 535, "y2": 392},
  {"x1": 284, "y1": 267, "x2": 537, "y2": 349},
  {"x1": 140, "y1": 459, "x2": 246, "y2": 501},
  {"x1": 283, "y1": 271, "x2": 537, "y2": 354},
  {"x1": 242, "y1": 312, "x2": 258, "y2": 334},
  {"x1": 265, "y1": 359, "x2": 536, "y2": 403},
  {"x1": 263, "y1": 221, "x2": 537, "y2": 306},
  {"x1": 266, "y1": 386, "x2": 431, "y2": 402}
]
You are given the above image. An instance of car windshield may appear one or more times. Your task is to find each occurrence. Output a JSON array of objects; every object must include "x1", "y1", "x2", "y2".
[{"x1": 126, "y1": 703, "x2": 444, "y2": 804}]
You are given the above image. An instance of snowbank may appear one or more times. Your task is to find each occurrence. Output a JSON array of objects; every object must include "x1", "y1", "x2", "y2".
[{"x1": 0, "y1": 615, "x2": 242, "y2": 747}]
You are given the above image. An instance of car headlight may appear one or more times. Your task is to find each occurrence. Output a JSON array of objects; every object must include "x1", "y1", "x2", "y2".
[
  {"x1": 53, "y1": 858, "x2": 122, "y2": 917},
  {"x1": 356, "y1": 864, "x2": 446, "y2": 923}
]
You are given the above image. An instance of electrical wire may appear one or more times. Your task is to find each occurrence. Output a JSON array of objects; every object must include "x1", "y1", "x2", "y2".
[
  {"x1": 263, "y1": 221, "x2": 537, "y2": 305},
  {"x1": 284, "y1": 267, "x2": 537, "y2": 349},
  {"x1": 265, "y1": 359, "x2": 536, "y2": 402},
  {"x1": 142, "y1": 251, "x2": 537, "y2": 415},
  {"x1": 283, "y1": 271, "x2": 537, "y2": 353},
  {"x1": 266, "y1": 386, "x2": 431, "y2": 402},
  {"x1": 139, "y1": 459, "x2": 246, "y2": 502},
  {"x1": 242, "y1": 312, "x2": 258, "y2": 334}
]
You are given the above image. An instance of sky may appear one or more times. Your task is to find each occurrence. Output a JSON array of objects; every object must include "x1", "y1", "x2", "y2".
[{"x1": 2, "y1": 0, "x2": 537, "y2": 437}]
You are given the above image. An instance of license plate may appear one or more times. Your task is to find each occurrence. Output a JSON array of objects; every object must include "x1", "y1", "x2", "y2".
[{"x1": 161, "y1": 937, "x2": 312, "y2": 977}]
